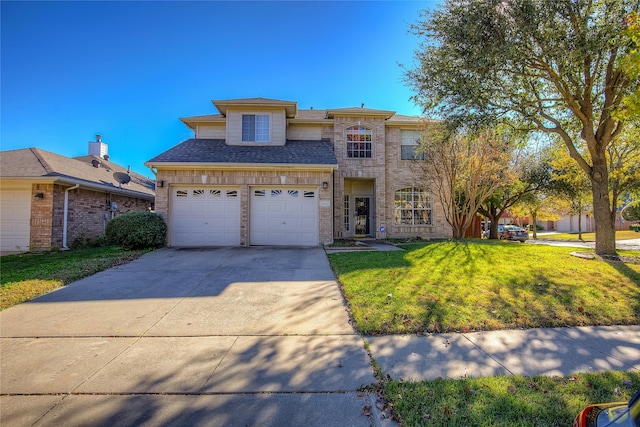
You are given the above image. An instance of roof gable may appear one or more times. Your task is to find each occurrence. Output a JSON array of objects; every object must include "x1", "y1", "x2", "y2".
[{"x1": 212, "y1": 97, "x2": 298, "y2": 118}]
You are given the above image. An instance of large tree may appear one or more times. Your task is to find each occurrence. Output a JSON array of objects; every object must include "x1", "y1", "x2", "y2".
[
  {"x1": 416, "y1": 129, "x2": 512, "y2": 239},
  {"x1": 406, "y1": 0, "x2": 639, "y2": 255},
  {"x1": 479, "y1": 151, "x2": 550, "y2": 239}
]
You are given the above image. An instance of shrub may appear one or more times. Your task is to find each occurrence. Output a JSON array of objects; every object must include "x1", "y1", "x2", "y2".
[
  {"x1": 631, "y1": 224, "x2": 640, "y2": 232},
  {"x1": 105, "y1": 211, "x2": 167, "y2": 249}
]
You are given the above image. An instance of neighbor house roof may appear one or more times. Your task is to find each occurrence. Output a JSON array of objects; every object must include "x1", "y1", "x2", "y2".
[
  {"x1": 0, "y1": 148, "x2": 155, "y2": 198},
  {"x1": 146, "y1": 139, "x2": 338, "y2": 169}
]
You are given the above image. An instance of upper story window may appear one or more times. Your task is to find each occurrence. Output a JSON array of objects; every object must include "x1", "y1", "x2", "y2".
[
  {"x1": 242, "y1": 114, "x2": 270, "y2": 142},
  {"x1": 401, "y1": 130, "x2": 425, "y2": 160},
  {"x1": 346, "y1": 126, "x2": 372, "y2": 158}
]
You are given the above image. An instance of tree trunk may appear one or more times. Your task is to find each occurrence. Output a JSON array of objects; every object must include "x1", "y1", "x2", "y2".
[
  {"x1": 590, "y1": 161, "x2": 617, "y2": 255},
  {"x1": 531, "y1": 213, "x2": 538, "y2": 239},
  {"x1": 577, "y1": 207, "x2": 583, "y2": 241},
  {"x1": 479, "y1": 203, "x2": 503, "y2": 239}
]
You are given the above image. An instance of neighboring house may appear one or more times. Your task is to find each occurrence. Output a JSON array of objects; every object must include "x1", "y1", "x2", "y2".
[
  {"x1": 146, "y1": 97, "x2": 450, "y2": 247},
  {"x1": 0, "y1": 137, "x2": 155, "y2": 252},
  {"x1": 554, "y1": 214, "x2": 595, "y2": 233}
]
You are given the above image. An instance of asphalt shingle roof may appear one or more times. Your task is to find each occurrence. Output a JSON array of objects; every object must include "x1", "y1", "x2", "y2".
[
  {"x1": 147, "y1": 139, "x2": 338, "y2": 166},
  {"x1": 0, "y1": 148, "x2": 155, "y2": 196}
]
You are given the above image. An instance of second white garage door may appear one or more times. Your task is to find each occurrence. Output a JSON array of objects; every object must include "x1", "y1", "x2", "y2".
[
  {"x1": 171, "y1": 187, "x2": 240, "y2": 246},
  {"x1": 250, "y1": 188, "x2": 318, "y2": 246}
]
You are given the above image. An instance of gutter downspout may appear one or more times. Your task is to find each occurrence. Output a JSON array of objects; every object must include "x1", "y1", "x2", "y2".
[{"x1": 62, "y1": 184, "x2": 80, "y2": 249}]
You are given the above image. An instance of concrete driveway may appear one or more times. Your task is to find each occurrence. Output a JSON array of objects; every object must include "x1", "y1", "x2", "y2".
[{"x1": 0, "y1": 247, "x2": 377, "y2": 426}]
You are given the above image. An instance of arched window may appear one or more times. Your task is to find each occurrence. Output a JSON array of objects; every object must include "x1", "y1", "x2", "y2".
[
  {"x1": 394, "y1": 188, "x2": 432, "y2": 225},
  {"x1": 346, "y1": 126, "x2": 372, "y2": 158}
]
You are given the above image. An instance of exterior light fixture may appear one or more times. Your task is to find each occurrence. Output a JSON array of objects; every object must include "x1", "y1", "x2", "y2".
[
  {"x1": 322, "y1": 182, "x2": 329, "y2": 190},
  {"x1": 34, "y1": 192, "x2": 45, "y2": 200},
  {"x1": 157, "y1": 180, "x2": 164, "y2": 188}
]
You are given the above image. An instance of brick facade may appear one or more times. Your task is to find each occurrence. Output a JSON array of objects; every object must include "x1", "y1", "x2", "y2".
[
  {"x1": 155, "y1": 169, "x2": 334, "y2": 246},
  {"x1": 332, "y1": 118, "x2": 450, "y2": 240},
  {"x1": 29, "y1": 184, "x2": 153, "y2": 250}
]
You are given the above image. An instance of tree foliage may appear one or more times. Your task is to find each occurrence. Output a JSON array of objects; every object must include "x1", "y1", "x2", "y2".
[
  {"x1": 406, "y1": 0, "x2": 640, "y2": 255},
  {"x1": 511, "y1": 192, "x2": 565, "y2": 239},
  {"x1": 547, "y1": 140, "x2": 593, "y2": 238},
  {"x1": 621, "y1": 200, "x2": 640, "y2": 221},
  {"x1": 478, "y1": 150, "x2": 551, "y2": 239},
  {"x1": 617, "y1": 11, "x2": 640, "y2": 119},
  {"x1": 416, "y1": 128, "x2": 512, "y2": 238}
]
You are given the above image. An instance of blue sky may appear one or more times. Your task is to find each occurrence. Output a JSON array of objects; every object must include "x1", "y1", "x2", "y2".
[{"x1": 1, "y1": 1, "x2": 438, "y2": 176}]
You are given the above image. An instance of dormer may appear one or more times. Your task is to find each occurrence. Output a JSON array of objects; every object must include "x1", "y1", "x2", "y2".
[{"x1": 217, "y1": 98, "x2": 296, "y2": 146}]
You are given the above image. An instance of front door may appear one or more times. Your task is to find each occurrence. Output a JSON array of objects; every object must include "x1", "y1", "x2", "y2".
[{"x1": 354, "y1": 197, "x2": 370, "y2": 235}]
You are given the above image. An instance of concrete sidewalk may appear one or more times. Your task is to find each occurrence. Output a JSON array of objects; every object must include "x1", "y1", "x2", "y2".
[{"x1": 366, "y1": 325, "x2": 640, "y2": 382}]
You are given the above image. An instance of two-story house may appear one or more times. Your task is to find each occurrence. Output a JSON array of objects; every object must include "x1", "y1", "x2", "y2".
[{"x1": 145, "y1": 97, "x2": 450, "y2": 247}]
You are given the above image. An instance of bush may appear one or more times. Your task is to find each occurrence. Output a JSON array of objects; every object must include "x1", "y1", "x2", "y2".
[
  {"x1": 631, "y1": 224, "x2": 640, "y2": 232},
  {"x1": 105, "y1": 211, "x2": 167, "y2": 249}
]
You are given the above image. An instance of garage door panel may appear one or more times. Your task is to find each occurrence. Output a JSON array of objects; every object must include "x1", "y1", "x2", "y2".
[
  {"x1": 1, "y1": 185, "x2": 32, "y2": 252},
  {"x1": 250, "y1": 187, "x2": 318, "y2": 246},
  {"x1": 171, "y1": 188, "x2": 240, "y2": 247}
]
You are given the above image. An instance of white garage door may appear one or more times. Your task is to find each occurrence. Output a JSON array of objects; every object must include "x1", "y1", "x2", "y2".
[
  {"x1": 171, "y1": 187, "x2": 240, "y2": 246},
  {"x1": 0, "y1": 183, "x2": 32, "y2": 252},
  {"x1": 250, "y1": 187, "x2": 318, "y2": 246}
]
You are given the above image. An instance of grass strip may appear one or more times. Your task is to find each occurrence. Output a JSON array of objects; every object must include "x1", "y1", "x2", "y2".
[
  {"x1": 384, "y1": 371, "x2": 640, "y2": 426},
  {"x1": 1, "y1": 246, "x2": 151, "y2": 310}
]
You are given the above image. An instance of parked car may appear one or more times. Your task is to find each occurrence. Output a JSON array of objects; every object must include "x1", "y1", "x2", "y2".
[
  {"x1": 573, "y1": 389, "x2": 640, "y2": 427},
  {"x1": 503, "y1": 225, "x2": 529, "y2": 242},
  {"x1": 482, "y1": 224, "x2": 529, "y2": 242}
]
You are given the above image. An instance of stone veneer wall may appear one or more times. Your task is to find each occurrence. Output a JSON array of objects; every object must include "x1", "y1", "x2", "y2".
[{"x1": 154, "y1": 169, "x2": 334, "y2": 246}]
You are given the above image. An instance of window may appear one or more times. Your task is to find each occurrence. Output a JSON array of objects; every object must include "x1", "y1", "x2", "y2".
[
  {"x1": 394, "y1": 188, "x2": 432, "y2": 225},
  {"x1": 242, "y1": 114, "x2": 270, "y2": 142},
  {"x1": 401, "y1": 130, "x2": 425, "y2": 160},
  {"x1": 346, "y1": 126, "x2": 372, "y2": 158}
]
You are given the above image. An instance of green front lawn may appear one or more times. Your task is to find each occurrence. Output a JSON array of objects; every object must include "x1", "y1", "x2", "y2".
[
  {"x1": 384, "y1": 371, "x2": 640, "y2": 426},
  {"x1": 1, "y1": 246, "x2": 151, "y2": 310},
  {"x1": 328, "y1": 240, "x2": 640, "y2": 334}
]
